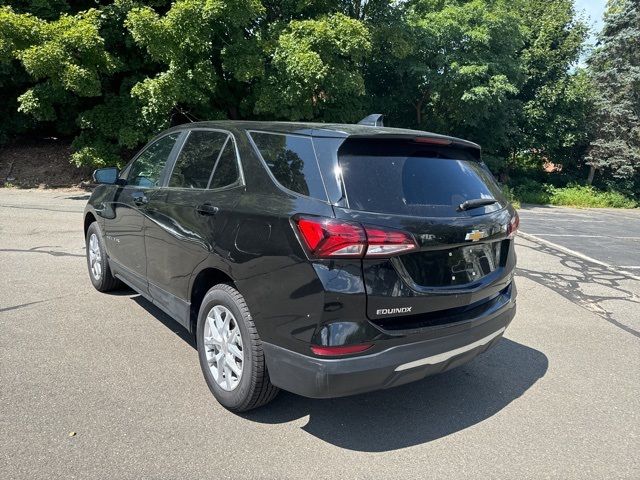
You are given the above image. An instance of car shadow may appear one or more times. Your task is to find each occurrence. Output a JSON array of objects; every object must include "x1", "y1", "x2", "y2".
[
  {"x1": 114, "y1": 289, "x2": 197, "y2": 348},
  {"x1": 518, "y1": 203, "x2": 556, "y2": 209},
  {"x1": 241, "y1": 338, "x2": 547, "y2": 451},
  {"x1": 64, "y1": 193, "x2": 91, "y2": 200},
  {"x1": 119, "y1": 289, "x2": 547, "y2": 452},
  {"x1": 516, "y1": 239, "x2": 640, "y2": 338}
]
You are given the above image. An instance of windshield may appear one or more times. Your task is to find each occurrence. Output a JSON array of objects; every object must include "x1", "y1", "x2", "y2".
[{"x1": 338, "y1": 139, "x2": 504, "y2": 217}]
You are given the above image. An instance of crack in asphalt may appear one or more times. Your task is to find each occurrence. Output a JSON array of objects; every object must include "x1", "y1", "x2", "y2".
[
  {"x1": 516, "y1": 239, "x2": 640, "y2": 338},
  {"x1": 0, "y1": 203, "x2": 84, "y2": 213},
  {"x1": 0, "y1": 245, "x2": 85, "y2": 258},
  {"x1": 0, "y1": 299, "x2": 47, "y2": 313},
  {"x1": 0, "y1": 293, "x2": 75, "y2": 314}
]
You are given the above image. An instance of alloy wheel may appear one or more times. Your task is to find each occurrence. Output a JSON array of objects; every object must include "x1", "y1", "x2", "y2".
[
  {"x1": 203, "y1": 305, "x2": 244, "y2": 391},
  {"x1": 88, "y1": 233, "x2": 102, "y2": 280}
]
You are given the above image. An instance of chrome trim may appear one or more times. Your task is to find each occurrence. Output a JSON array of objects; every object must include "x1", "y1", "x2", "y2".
[{"x1": 394, "y1": 327, "x2": 506, "y2": 371}]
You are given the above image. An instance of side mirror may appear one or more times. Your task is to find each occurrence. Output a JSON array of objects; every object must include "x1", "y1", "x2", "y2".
[{"x1": 93, "y1": 167, "x2": 119, "y2": 185}]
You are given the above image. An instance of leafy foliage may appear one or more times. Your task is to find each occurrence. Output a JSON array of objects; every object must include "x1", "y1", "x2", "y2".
[
  {"x1": 514, "y1": 0, "x2": 593, "y2": 168},
  {"x1": 367, "y1": 0, "x2": 523, "y2": 153},
  {"x1": 512, "y1": 181, "x2": 637, "y2": 208},
  {"x1": 256, "y1": 13, "x2": 370, "y2": 122},
  {"x1": 126, "y1": 0, "x2": 264, "y2": 125},
  {"x1": 0, "y1": 0, "x2": 635, "y2": 203}
]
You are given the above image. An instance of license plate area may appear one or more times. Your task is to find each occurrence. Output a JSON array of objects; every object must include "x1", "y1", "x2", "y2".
[{"x1": 399, "y1": 241, "x2": 504, "y2": 287}]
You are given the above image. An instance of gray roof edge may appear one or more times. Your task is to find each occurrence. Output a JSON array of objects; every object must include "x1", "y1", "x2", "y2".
[{"x1": 171, "y1": 121, "x2": 481, "y2": 149}]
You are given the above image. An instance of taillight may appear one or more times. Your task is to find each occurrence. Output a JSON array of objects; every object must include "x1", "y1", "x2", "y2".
[
  {"x1": 364, "y1": 226, "x2": 417, "y2": 256},
  {"x1": 295, "y1": 217, "x2": 366, "y2": 258},
  {"x1": 293, "y1": 216, "x2": 418, "y2": 259},
  {"x1": 310, "y1": 343, "x2": 373, "y2": 356},
  {"x1": 507, "y1": 211, "x2": 519, "y2": 239}
]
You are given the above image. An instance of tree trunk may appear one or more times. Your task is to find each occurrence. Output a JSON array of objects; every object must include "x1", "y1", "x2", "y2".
[
  {"x1": 413, "y1": 90, "x2": 429, "y2": 126},
  {"x1": 587, "y1": 165, "x2": 596, "y2": 185},
  {"x1": 352, "y1": 1, "x2": 361, "y2": 19},
  {"x1": 228, "y1": 104, "x2": 239, "y2": 120}
]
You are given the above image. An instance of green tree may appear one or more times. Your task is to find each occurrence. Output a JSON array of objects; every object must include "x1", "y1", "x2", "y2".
[
  {"x1": 0, "y1": 5, "x2": 40, "y2": 142},
  {"x1": 1, "y1": 6, "x2": 120, "y2": 138},
  {"x1": 512, "y1": 0, "x2": 592, "y2": 173},
  {"x1": 125, "y1": 0, "x2": 265, "y2": 127},
  {"x1": 585, "y1": 0, "x2": 640, "y2": 193},
  {"x1": 0, "y1": 2, "x2": 173, "y2": 165},
  {"x1": 1, "y1": 1, "x2": 72, "y2": 20},
  {"x1": 71, "y1": 0, "x2": 171, "y2": 167},
  {"x1": 0, "y1": 0, "x2": 606, "y2": 182},
  {"x1": 366, "y1": 0, "x2": 523, "y2": 155},
  {"x1": 255, "y1": 13, "x2": 371, "y2": 121}
]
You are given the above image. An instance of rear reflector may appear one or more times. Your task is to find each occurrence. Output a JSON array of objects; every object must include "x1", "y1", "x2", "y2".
[
  {"x1": 311, "y1": 343, "x2": 373, "y2": 356},
  {"x1": 293, "y1": 216, "x2": 418, "y2": 259},
  {"x1": 507, "y1": 211, "x2": 519, "y2": 239}
]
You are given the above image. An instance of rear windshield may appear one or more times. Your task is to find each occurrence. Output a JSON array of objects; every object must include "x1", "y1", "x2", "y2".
[{"x1": 338, "y1": 139, "x2": 504, "y2": 217}]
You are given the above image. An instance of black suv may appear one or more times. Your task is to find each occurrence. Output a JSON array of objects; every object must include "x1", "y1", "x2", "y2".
[{"x1": 84, "y1": 118, "x2": 518, "y2": 411}]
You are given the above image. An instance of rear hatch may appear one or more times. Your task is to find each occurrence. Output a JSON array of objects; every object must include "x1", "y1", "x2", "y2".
[{"x1": 329, "y1": 137, "x2": 517, "y2": 331}]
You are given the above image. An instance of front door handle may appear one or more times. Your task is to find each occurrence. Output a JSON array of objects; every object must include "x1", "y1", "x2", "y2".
[
  {"x1": 132, "y1": 191, "x2": 148, "y2": 206},
  {"x1": 196, "y1": 203, "x2": 219, "y2": 216}
]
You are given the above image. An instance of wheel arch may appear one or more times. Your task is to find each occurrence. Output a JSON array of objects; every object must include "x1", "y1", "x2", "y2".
[
  {"x1": 84, "y1": 211, "x2": 97, "y2": 238},
  {"x1": 189, "y1": 267, "x2": 236, "y2": 334}
]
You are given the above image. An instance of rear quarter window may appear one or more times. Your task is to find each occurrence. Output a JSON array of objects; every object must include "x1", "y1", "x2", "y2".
[
  {"x1": 209, "y1": 141, "x2": 240, "y2": 189},
  {"x1": 249, "y1": 131, "x2": 327, "y2": 201},
  {"x1": 169, "y1": 130, "x2": 228, "y2": 189}
]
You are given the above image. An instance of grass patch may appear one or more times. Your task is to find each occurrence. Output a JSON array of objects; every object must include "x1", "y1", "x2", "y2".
[
  {"x1": 512, "y1": 182, "x2": 637, "y2": 208},
  {"x1": 500, "y1": 184, "x2": 521, "y2": 209},
  {"x1": 548, "y1": 185, "x2": 636, "y2": 208}
]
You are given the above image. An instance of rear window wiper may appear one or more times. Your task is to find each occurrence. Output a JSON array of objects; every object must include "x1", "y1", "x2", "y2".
[{"x1": 458, "y1": 198, "x2": 498, "y2": 211}]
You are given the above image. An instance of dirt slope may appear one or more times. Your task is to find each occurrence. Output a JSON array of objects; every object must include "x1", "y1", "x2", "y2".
[{"x1": 0, "y1": 139, "x2": 92, "y2": 189}]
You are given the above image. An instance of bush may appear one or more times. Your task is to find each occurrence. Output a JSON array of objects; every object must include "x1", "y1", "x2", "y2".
[
  {"x1": 512, "y1": 178, "x2": 550, "y2": 204},
  {"x1": 500, "y1": 184, "x2": 521, "y2": 209},
  {"x1": 547, "y1": 184, "x2": 637, "y2": 208},
  {"x1": 512, "y1": 180, "x2": 637, "y2": 208}
]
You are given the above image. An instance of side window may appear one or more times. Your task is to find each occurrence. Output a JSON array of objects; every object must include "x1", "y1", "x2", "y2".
[
  {"x1": 249, "y1": 132, "x2": 326, "y2": 200},
  {"x1": 169, "y1": 131, "x2": 228, "y2": 189},
  {"x1": 209, "y1": 141, "x2": 240, "y2": 189},
  {"x1": 127, "y1": 133, "x2": 180, "y2": 187}
]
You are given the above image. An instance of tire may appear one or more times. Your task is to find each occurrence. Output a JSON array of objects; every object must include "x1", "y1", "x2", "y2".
[
  {"x1": 85, "y1": 222, "x2": 121, "y2": 292},
  {"x1": 196, "y1": 283, "x2": 279, "y2": 412}
]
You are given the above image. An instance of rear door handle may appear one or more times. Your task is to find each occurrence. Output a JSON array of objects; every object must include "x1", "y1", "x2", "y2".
[
  {"x1": 132, "y1": 191, "x2": 148, "y2": 206},
  {"x1": 196, "y1": 203, "x2": 219, "y2": 216}
]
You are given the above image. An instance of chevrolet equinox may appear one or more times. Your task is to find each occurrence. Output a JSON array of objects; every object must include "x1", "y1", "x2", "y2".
[{"x1": 84, "y1": 117, "x2": 518, "y2": 412}]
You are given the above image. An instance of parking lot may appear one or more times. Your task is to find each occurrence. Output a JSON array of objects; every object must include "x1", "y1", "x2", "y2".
[
  {"x1": 518, "y1": 205, "x2": 640, "y2": 274},
  {"x1": 1, "y1": 189, "x2": 639, "y2": 479}
]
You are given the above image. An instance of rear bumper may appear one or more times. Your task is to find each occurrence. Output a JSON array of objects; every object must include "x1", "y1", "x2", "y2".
[{"x1": 263, "y1": 298, "x2": 516, "y2": 398}]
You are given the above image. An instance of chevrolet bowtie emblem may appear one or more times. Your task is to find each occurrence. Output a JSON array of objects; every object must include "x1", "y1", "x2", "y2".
[{"x1": 465, "y1": 229, "x2": 487, "y2": 242}]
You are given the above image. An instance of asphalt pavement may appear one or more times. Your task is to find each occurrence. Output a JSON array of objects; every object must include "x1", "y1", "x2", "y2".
[
  {"x1": 518, "y1": 204, "x2": 640, "y2": 272},
  {"x1": 1, "y1": 189, "x2": 638, "y2": 479}
]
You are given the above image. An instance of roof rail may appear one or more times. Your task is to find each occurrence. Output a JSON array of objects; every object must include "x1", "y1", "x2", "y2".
[{"x1": 357, "y1": 114, "x2": 384, "y2": 127}]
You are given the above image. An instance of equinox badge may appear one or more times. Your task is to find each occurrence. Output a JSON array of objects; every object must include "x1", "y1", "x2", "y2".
[
  {"x1": 465, "y1": 229, "x2": 488, "y2": 242},
  {"x1": 376, "y1": 307, "x2": 412, "y2": 315}
]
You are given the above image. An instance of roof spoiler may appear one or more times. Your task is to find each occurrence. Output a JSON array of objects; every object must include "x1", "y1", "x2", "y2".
[{"x1": 357, "y1": 114, "x2": 384, "y2": 127}]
